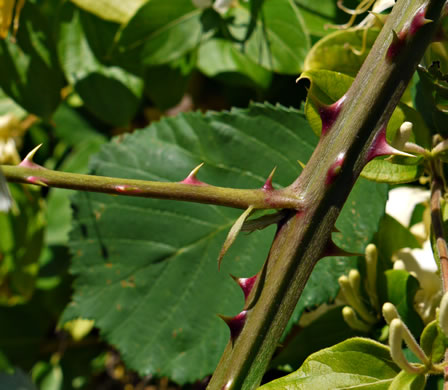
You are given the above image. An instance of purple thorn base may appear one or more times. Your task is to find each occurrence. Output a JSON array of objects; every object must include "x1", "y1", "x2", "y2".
[{"x1": 319, "y1": 95, "x2": 346, "y2": 136}]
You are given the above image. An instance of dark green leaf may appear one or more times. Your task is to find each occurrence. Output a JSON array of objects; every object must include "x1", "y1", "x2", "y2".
[
  {"x1": 63, "y1": 103, "x2": 386, "y2": 382},
  {"x1": 145, "y1": 55, "x2": 196, "y2": 110},
  {"x1": 271, "y1": 306, "x2": 357, "y2": 371},
  {"x1": 57, "y1": 4, "x2": 143, "y2": 126},
  {"x1": 197, "y1": 38, "x2": 272, "y2": 88},
  {"x1": 260, "y1": 338, "x2": 399, "y2": 389},
  {"x1": 0, "y1": 2, "x2": 64, "y2": 119},
  {"x1": 375, "y1": 214, "x2": 422, "y2": 264},
  {"x1": 117, "y1": 0, "x2": 212, "y2": 66},
  {"x1": 381, "y1": 270, "x2": 424, "y2": 337},
  {"x1": 230, "y1": 0, "x2": 310, "y2": 74}
]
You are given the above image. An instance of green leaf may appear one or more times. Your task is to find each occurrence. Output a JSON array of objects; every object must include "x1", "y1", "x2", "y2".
[
  {"x1": 271, "y1": 306, "x2": 357, "y2": 371},
  {"x1": 117, "y1": 0, "x2": 213, "y2": 66},
  {"x1": 145, "y1": 55, "x2": 196, "y2": 110},
  {"x1": 420, "y1": 320, "x2": 448, "y2": 363},
  {"x1": 63, "y1": 103, "x2": 386, "y2": 383},
  {"x1": 197, "y1": 38, "x2": 272, "y2": 88},
  {"x1": 0, "y1": 184, "x2": 45, "y2": 305},
  {"x1": 65, "y1": 104, "x2": 317, "y2": 383},
  {"x1": 388, "y1": 370, "x2": 426, "y2": 390},
  {"x1": 69, "y1": 0, "x2": 146, "y2": 24},
  {"x1": 260, "y1": 338, "x2": 399, "y2": 389},
  {"x1": 295, "y1": 0, "x2": 345, "y2": 39},
  {"x1": 374, "y1": 214, "x2": 422, "y2": 264},
  {"x1": 229, "y1": 0, "x2": 310, "y2": 74},
  {"x1": 0, "y1": 368, "x2": 38, "y2": 390},
  {"x1": 304, "y1": 28, "x2": 380, "y2": 77},
  {"x1": 0, "y1": 2, "x2": 64, "y2": 119},
  {"x1": 381, "y1": 270, "x2": 424, "y2": 337},
  {"x1": 32, "y1": 362, "x2": 63, "y2": 390},
  {"x1": 302, "y1": 69, "x2": 425, "y2": 184},
  {"x1": 57, "y1": 3, "x2": 143, "y2": 126}
]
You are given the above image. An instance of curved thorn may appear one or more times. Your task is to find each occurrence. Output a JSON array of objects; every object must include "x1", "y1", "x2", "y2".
[
  {"x1": 230, "y1": 274, "x2": 258, "y2": 302},
  {"x1": 19, "y1": 144, "x2": 43, "y2": 168},
  {"x1": 218, "y1": 310, "x2": 247, "y2": 342},
  {"x1": 263, "y1": 167, "x2": 277, "y2": 191},
  {"x1": 181, "y1": 162, "x2": 206, "y2": 185}
]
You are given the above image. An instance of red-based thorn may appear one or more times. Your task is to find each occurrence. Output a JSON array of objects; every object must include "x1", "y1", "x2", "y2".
[
  {"x1": 366, "y1": 125, "x2": 414, "y2": 162},
  {"x1": 19, "y1": 144, "x2": 43, "y2": 169},
  {"x1": 386, "y1": 29, "x2": 407, "y2": 61},
  {"x1": 26, "y1": 176, "x2": 48, "y2": 187},
  {"x1": 218, "y1": 310, "x2": 247, "y2": 341},
  {"x1": 325, "y1": 152, "x2": 345, "y2": 186},
  {"x1": 262, "y1": 167, "x2": 277, "y2": 191},
  {"x1": 115, "y1": 185, "x2": 142, "y2": 194},
  {"x1": 180, "y1": 162, "x2": 206, "y2": 186},
  {"x1": 409, "y1": 6, "x2": 431, "y2": 36},
  {"x1": 323, "y1": 239, "x2": 362, "y2": 258},
  {"x1": 318, "y1": 95, "x2": 346, "y2": 136},
  {"x1": 230, "y1": 274, "x2": 257, "y2": 301}
]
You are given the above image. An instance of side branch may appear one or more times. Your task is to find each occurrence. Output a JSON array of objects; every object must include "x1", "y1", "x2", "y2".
[{"x1": 0, "y1": 164, "x2": 302, "y2": 210}]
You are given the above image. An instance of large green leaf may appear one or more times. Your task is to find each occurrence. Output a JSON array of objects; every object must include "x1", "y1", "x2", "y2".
[
  {"x1": 56, "y1": 3, "x2": 143, "y2": 126},
  {"x1": 64, "y1": 104, "x2": 387, "y2": 383},
  {"x1": 260, "y1": 338, "x2": 399, "y2": 389},
  {"x1": 0, "y1": 1, "x2": 64, "y2": 119},
  {"x1": 117, "y1": 0, "x2": 213, "y2": 66},
  {"x1": 229, "y1": 0, "x2": 310, "y2": 74},
  {"x1": 302, "y1": 69, "x2": 426, "y2": 184}
]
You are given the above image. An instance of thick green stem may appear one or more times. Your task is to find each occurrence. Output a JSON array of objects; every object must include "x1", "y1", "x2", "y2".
[
  {"x1": 0, "y1": 165, "x2": 301, "y2": 210},
  {"x1": 207, "y1": 1, "x2": 446, "y2": 389}
]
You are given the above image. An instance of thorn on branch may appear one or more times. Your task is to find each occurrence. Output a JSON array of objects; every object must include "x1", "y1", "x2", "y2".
[
  {"x1": 366, "y1": 124, "x2": 415, "y2": 162},
  {"x1": 19, "y1": 144, "x2": 44, "y2": 169},
  {"x1": 230, "y1": 274, "x2": 257, "y2": 302},
  {"x1": 315, "y1": 95, "x2": 346, "y2": 136},
  {"x1": 262, "y1": 167, "x2": 277, "y2": 191},
  {"x1": 180, "y1": 163, "x2": 207, "y2": 186},
  {"x1": 26, "y1": 176, "x2": 47, "y2": 187},
  {"x1": 218, "y1": 310, "x2": 247, "y2": 342}
]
